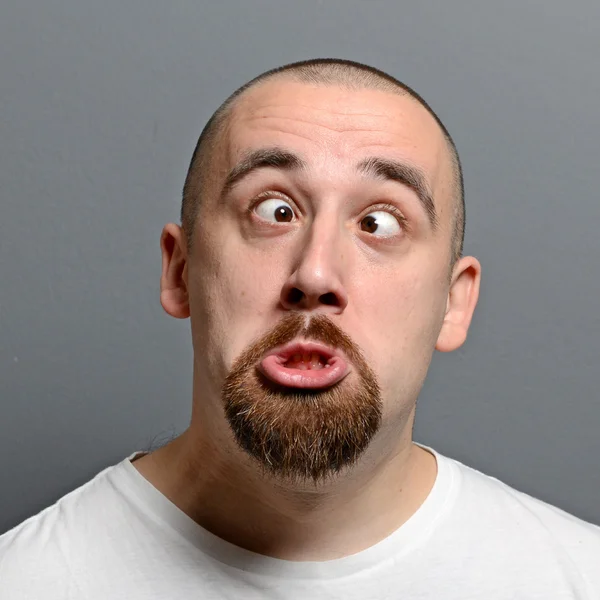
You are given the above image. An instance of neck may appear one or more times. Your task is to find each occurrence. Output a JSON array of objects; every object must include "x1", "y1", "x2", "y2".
[{"x1": 132, "y1": 411, "x2": 438, "y2": 562}]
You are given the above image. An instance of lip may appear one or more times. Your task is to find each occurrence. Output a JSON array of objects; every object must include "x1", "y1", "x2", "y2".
[{"x1": 257, "y1": 341, "x2": 351, "y2": 390}]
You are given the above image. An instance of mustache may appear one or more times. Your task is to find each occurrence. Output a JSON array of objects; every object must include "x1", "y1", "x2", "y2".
[{"x1": 232, "y1": 312, "x2": 370, "y2": 377}]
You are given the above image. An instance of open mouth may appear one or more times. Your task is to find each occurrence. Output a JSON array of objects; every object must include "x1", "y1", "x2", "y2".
[
  {"x1": 283, "y1": 351, "x2": 331, "y2": 370},
  {"x1": 257, "y1": 341, "x2": 350, "y2": 389}
]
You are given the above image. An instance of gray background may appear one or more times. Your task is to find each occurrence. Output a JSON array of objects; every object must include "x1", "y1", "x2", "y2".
[{"x1": 1, "y1": 0, "x2": 599, "y2": 535}]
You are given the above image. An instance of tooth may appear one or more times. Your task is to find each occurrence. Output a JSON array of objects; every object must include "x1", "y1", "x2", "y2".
[
  {"x1": 298, "y1": 363, "x2": 308, "y2": 370},
  {"x1": 310, "y1": 352, "x2": 320, "y2": 369}
]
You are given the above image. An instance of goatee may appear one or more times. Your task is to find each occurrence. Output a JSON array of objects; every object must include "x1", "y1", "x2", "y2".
[{"x1": 222, "y1": 313, "x2": 382, "y2": 484}]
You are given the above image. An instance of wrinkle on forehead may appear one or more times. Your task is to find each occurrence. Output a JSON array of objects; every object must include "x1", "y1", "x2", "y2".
[
  {"x1": 237, "y1": 98, "x2": 441, "y2": 137},
  {"x1": 221, "y1": 81, "x2": 454, "y2": 223},
  {"x1": 230, "y1": 81, "x2": 446, "y2": 154}
]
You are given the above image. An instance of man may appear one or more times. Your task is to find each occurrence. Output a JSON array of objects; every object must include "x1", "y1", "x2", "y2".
[{"x1": 1, "y1": 58, "x2": 599, "y2": 599}]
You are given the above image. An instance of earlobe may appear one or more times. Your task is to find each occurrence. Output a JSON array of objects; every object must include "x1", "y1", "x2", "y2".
[
  {"x1": 435, "y1": 256, "x2": 481, "y2": 353},
  {"x1": 159, "y1": 223, "x2": 191, "y2": 319}
]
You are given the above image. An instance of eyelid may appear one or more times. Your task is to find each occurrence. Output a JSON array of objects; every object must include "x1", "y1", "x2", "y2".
[
  {"x1": 248, "y1": 190, "x2": 297, "y2": 212},
  {"x1": 365, "y1": 203, "x2": 409, "y2": 229},
  {"x1": 247, "y1": 190, "x2": 301, "y2": 225}
]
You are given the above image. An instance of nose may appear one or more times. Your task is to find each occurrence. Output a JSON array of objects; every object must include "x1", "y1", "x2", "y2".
[{"x1": 279, "y1": 223, "x2": 349, "y2": 314}]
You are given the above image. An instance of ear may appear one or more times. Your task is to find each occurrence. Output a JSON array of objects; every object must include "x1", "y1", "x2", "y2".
[
  {"x1": 160, "y1": 223, "x2": 190, "y2": 319},
  {"x1": 435, "y1": 256, "x2": 481, "y2": 352}
]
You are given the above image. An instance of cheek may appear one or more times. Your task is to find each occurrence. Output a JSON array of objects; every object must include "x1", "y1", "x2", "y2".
[
  {"x1": 189, "y1": 231, "x2": 286, "y2": 367},
  {"x1": 218, "y1": 234, "x2": 289, "y2": 310},
  {"x1": 356, "y1": 268, "x2": 447, "y2": 389},
  {"x1": 358, "y1": 268, "x2": 445, "y2": 338}
]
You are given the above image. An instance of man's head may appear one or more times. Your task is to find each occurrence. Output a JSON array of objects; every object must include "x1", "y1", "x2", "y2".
[
  {"x1": 160, "y1": 59, "x2": 480, "y2": 485},
  {"x1": 181, "y1": 59, "x2": 465, "y2": 268}
]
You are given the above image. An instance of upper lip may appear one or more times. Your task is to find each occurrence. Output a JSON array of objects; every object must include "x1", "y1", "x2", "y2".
[{"x1": 265, "y1": 340, "x2": 342, "y2": 364}]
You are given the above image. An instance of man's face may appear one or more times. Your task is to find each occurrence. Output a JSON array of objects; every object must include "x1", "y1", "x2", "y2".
[{"x1": 185, "y1": 80, "x2": 458, "y2": 482}]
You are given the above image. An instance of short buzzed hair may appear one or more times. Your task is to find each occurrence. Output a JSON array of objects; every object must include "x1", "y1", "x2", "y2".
[{"x1": 181, "y1": 58, "x2": 465, "y2": 265}]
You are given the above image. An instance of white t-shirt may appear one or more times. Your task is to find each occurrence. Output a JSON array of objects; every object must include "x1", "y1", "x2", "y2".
[{"x1": 1, "y1": 443, "x2": 599, "y2": 599}]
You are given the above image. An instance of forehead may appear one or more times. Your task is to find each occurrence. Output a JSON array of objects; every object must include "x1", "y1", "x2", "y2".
[
  {"x1": 232, "y1": 79, "x2": 445, "y2": 154},
  {"x1": 216, "y1": 79, "x2": 454, "y2": 216}
]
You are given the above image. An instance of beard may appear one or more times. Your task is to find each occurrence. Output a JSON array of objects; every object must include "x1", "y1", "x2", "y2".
[{"x1": 221, "y1": 313, "x2": 382, "y2": 484}]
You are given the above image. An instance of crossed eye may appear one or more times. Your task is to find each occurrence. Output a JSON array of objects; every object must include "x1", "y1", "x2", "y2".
[{"x1": 254, "y1": 198, "x2": 402, "y2": 237}]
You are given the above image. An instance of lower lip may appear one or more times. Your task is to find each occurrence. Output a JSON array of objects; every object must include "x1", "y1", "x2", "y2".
[{"x1": 257, "y1": 355, "x2": 350, "y2": 389}]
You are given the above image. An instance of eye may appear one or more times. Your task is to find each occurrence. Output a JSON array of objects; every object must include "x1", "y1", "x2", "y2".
[
  {"x1": 254, "y1": 198, "x2": 296, "y2": 223},
  {"x1": 360, "y1": 210, "x2": 403, "y2": 236}
]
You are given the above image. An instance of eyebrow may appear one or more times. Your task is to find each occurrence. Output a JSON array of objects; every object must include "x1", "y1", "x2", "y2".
[
  {"x1": 221, "y1": 147, "x2": 306, "y2": 195},
  {"x1": 357, "y1": 157, "x2": 438, "y2": 229},
  {"x1": 221, "y1": 147, "x2": 438, "y2": 229}
]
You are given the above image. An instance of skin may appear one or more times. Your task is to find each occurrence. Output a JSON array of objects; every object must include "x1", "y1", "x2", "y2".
[{"x1": 134, "y1": 79, "x2": 481, "y2": 561}]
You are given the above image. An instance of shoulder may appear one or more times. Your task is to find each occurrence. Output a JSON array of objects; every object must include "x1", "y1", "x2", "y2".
[
  {"x1": 452, "y1": 454, "x2": 600, "y2": 534},
  {"x1": 439, "y1": 450, "x2": 600, "y2": 587},
  {"x1": 0, "y1": 460, "x2": 126, "y2": 597}
]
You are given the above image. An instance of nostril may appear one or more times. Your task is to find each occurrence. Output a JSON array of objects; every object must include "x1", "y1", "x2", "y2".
[
  {"x1": 319, "y1": 292, "x2": 338, "y2": 306},
  {"x1": 287, "y1": 288, "x2": 304, "y2": 304}
]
